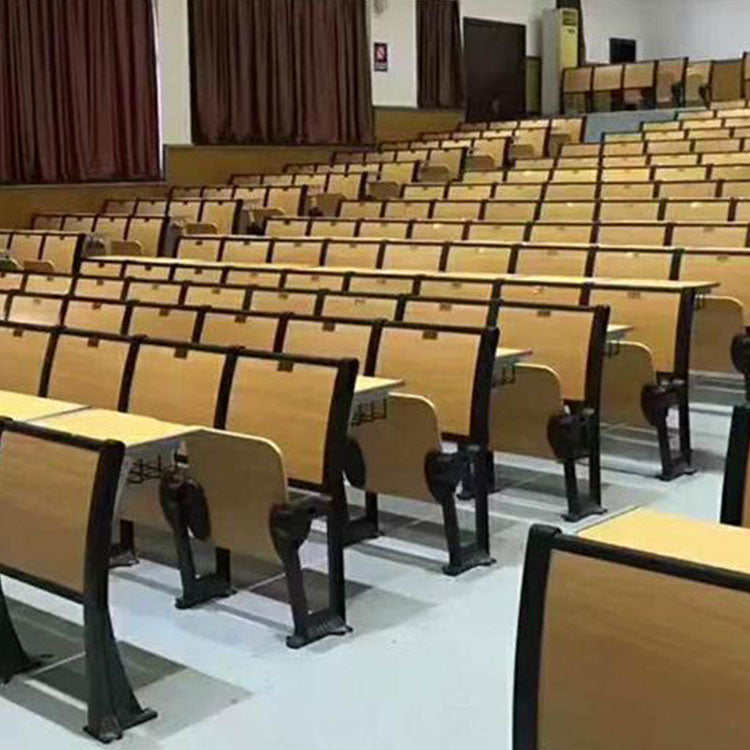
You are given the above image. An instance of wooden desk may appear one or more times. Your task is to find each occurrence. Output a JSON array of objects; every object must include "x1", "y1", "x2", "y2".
[
  {"x1": 606, "y1": 324, "x2": 633, "y2": 342},
  {"x1": 352, "y1": 376, "x2": 404, "y2": 426},
  {"x1": 35, "y1": 409, "x2": 196, "y2": 451},
  {"x1": 494, "y1": 347, "x2": 532, "y2": 385},
  {"x1": 0, "y1": 390, "x2": 84, "y2": 421},
  {"x1": 580, "y1": 507, "x2": 750, "y2": 575}
]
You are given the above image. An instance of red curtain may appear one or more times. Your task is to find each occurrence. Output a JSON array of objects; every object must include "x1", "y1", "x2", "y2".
[
  {"x1": 190, "y1": 0, "x2": 374, "y2": 145},
  {"x1": 0, "y1": 0, "x2": 160, "y2": 184},
  {"x1": 417, "y1": 0, "x2": 465, "y2": 109}
]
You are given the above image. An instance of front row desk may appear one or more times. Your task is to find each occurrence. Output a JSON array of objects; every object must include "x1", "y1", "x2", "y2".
[{"x1": 515, "y1": 502, "x2": 750, "y2": 749}]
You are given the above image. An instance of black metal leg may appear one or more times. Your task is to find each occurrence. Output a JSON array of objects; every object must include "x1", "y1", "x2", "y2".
[
  {"x1": 109, "y1": 520, "x2": 138, "y2": 569},
  {"x1": 550, "y1": 410, "x2": 606, "y2": 521},
  {"x1": 456, "y1": 442, "x2": 475, "y2": 501},
  {"x1": 0, "y1": 578, "x2": 37, "y2": 684},
  {"x1": 473, "y1": 449, "x2": 492, "y2": 555},
  {"x1": 83, "y1": 599, "x2": 157, "y2": 743},
  {"x1": 678, "y1": 390, "x2": 693, "y2": 469},
  {"x1": 271, "y1": 501, "x2": 351, "y2": 650},
  {"x1": 427, "y1": 450, "x2": 495, "y2": 577},
  {"x1": 341, "y1": 491, "x2": 380, "y2": 546},
  {"x1": 365, "y1": 492, "x2": 379, "y2": 530},
  {"x1": 159, "y1": 472, "x2": 233, "y2": 610},
  {"x1": 654, "y1": 414, "x2": 675, "y2": 481}
]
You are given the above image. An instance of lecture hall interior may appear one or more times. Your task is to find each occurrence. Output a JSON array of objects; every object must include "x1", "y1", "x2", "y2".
[{"x1": 2, "y1": 0, "x2": 750, "y2": 747}]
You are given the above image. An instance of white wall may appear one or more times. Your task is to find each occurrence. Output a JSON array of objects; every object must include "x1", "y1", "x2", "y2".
[
  {"x1": 368, "y1": 0, "x2": 418, "y2": 107},
  {"x1": 583, "y1": 0, "x2": 650, "y2": 63},
  {"x1": 155, "y1": 0, "x2": 192, "y2": 145},
  {"x1": 642, "y1": 0, "x2": 750, "y2": 61}
]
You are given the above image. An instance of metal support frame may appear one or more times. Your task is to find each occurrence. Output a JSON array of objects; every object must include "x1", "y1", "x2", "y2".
[
  {"x1": 270, "y1": 496, "x2": 351, "y2": 649},
  {"x1": 642, "y1": 378, "x2": 694, "y2": 481},
  {"x1": 159, "y1": 471, "x2": 234, "y2": 610},
  {"x1": 426, "y1": 446, "x2": 495, "y2": 576},
  {"x1": 548, "y1": 406, "x2": 606, "y2": 521},
  {"x1": 731, "y1": 331, "x2": 750, "y2": 401}
]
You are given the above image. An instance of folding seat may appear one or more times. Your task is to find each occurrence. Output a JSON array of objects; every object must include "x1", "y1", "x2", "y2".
[
  {"x1": 348, "y1": 322, "x2": 499, "y2": 573},
  {"x1": 492, "y1": 303, "x2": 609, "y2": 518},
  {"x1": 591, "y1": 283, "x2": 695, "y2": 478},
  {"x1": 561, "y1": 66, "x2": 592, "y2": 114}
]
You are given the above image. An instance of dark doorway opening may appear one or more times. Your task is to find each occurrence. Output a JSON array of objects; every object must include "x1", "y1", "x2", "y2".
[{"x1": 463, "y1": 18, "x2": 526, "y2": 122}]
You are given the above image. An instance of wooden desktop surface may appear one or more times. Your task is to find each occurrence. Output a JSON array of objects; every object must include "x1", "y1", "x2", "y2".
[
  {"x1": 580, "y1": 507, "x2": 750, "y2": 576},
  {"x1": 0, "y1": 390, "x2": 84, "y2": 421},
  {"x1": 353, "y1": 376, "x2": 405, "y2": 409},
  {"x1": 35, "y1": 408, "x2": 195, "y2": 448}
]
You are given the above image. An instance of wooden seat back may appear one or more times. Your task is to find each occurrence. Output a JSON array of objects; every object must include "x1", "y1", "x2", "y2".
[
  {"x1": 46, "y1": 331, "x2": 132, "y2": 409},
  {"x1": 0, "y1": 322, "x2": 54, "y2": 394},
  {"x1": 127, "y1": 341, "x2": 227, "y2": 426},
  {"x1": 587, "y1": 285, "x2": 690, "y2": 374},
  {"x1": 127, "y1": 303, "x2": 202, "y2": 342},
  {"x1": 0, "y1": 420, "x2": 123, "y2": 596},
  {"x1": 497, "y1": 303, "x2": 606, "y2": 404},
  {"x1": 64, "y1": 299, "x2": 128, "y2": 334},
  {"x1": 516, "y1": 516, "x2": 750, "y2": 750},
  {"x1": 224, "y1": 351, "x2": 357, "y2": 489},
  {"x1": 372, "y1": 322, "x2": 498, "y2": 440},
  {"x1": 7, "y1": 292, "x2": 65, "y2": 326},
  {"x1": 281, "y1": 317, "x2": 376, "y2": 367},
  {"x1": 319, "y1": 292, "x2": 401, "y2": 320}
]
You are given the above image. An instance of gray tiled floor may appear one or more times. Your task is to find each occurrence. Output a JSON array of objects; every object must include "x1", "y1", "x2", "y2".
[{"x1": 0, "y1": 376, "x2": 736, "y2": 748}]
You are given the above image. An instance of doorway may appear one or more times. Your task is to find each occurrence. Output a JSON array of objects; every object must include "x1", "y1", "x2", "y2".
[{"x1": 463, "y1": 18, "x2": 526, "y2": 122}]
